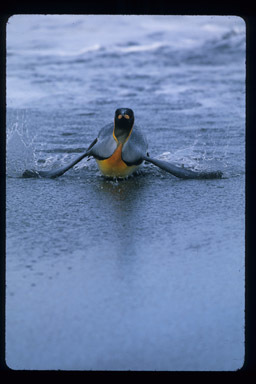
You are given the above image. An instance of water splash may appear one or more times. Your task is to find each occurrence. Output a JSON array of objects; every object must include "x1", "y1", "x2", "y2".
[
  {"x1": 6, "y1": 109, "x2": 37, "y2": 177},
  {"x1": 155, "y1": 138, "x2": 226, "y2": 175}
]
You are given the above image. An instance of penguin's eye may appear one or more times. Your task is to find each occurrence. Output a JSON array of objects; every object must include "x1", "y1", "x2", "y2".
[
  {"x1": 124, "y1": 114, "x2": 130, "y2": 119},
  {"x1": 117, "y1": 114, "x2": 123, "y2": 119}
]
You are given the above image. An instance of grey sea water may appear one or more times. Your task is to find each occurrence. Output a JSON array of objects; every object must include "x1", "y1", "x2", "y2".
[{"x1": 6, "y1": 15, "x2": 245, "y2": 370}]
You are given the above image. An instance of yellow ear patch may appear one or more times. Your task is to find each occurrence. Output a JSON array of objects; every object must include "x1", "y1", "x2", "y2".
[{"x1": 117, "y1": 113, "x2": 130, "y2": 120}]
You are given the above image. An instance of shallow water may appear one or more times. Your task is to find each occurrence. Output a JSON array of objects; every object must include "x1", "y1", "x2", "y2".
[{"x1": 6, "y1": 15, "x2": 245, "y2": 371}]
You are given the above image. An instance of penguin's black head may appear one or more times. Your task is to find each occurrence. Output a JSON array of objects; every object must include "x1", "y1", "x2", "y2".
[{"x1": 114, "y1": 108, "x2": 134, "y2": 143}]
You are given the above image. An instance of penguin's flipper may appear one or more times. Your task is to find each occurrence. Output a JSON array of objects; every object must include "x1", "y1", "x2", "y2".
[
  {"x1": 22, "y1": 138, "x2": 98, "y2": 179},
  {"x1": 142, "y1": 155, "x2": 223, "y2": 179}
]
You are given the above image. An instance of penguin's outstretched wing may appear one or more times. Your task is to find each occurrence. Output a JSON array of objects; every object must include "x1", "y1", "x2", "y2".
[
  {"x1": 142, "y1": 155, "x2": 223, "y2": 179},
  {"x1": 23, "y1": 137, "x2": 98, "y2": 178},
  {"x1": 122, "y1": 127, "x2": 222, "y2": 179},
  {"x1": 22, "y1": 123, "x2": 118, "y2": 179}
]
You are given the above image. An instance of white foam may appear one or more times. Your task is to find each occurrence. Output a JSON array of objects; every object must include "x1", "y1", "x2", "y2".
[
  {"x1": 48, "y1": 44, "x2": 101, "y2": 57},
  {"x1": 119, "y1": 42, "x2": 165, "y2": 53}
]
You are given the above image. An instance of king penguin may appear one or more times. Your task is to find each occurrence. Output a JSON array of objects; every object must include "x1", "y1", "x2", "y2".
[
  {"x1": 22, "y1": 108, "x2": 223, "y2": 180},
  {"x1": 93, "y1": 108, "x2": 147, "y2": 178}
]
